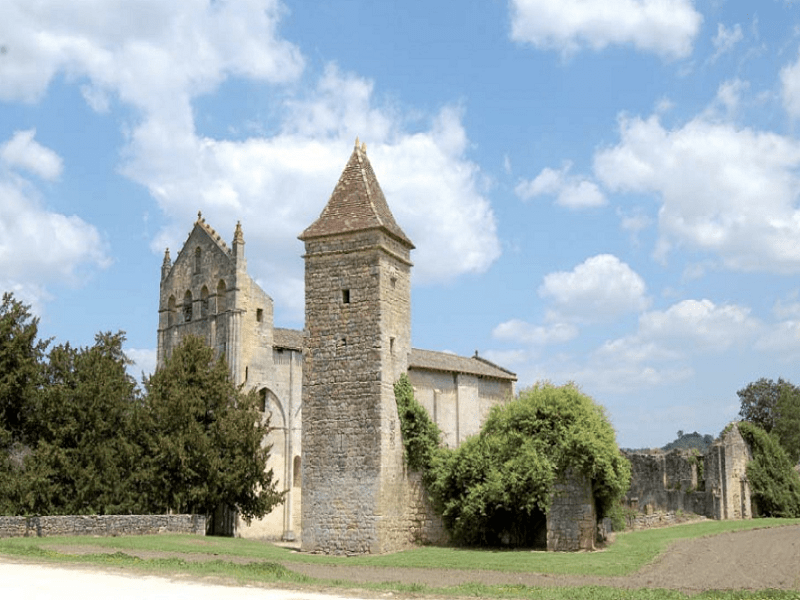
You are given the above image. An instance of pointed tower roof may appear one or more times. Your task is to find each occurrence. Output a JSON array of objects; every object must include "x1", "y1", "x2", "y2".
[{"x1": 300, "y1": 140, "x2": 414, "y2": 248}]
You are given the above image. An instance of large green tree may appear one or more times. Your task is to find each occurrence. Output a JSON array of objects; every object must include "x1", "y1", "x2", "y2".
[
  {"x1": 737, "y1": 378, "x2": 800, "y2": 463},
  {"x1": 0, "y1": 292, "x2": 48, "y2": 441},
  {"x1": 16, "y1": 332, "x2": 144, "y2": 515},
  {"x1": 142, "y1": 336, "x2": 283, "y2": 523},
  {"x1": 426, "y1": 383, "x2": 630, "y2": 547}
]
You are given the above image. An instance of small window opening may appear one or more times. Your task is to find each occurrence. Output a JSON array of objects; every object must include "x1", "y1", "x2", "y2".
[
  {"x1": 391, "y1": 276, "x2": 397, "y2": 289},
  {"x1": 390, "y1": 336, "x2": 395, "y2": 354},
  {"x1": 256, "y1": 308, "x2": 263, "y2": 322},
  {"x1": 194, "y1": 247, "x2": 202, "y2": 274},
  {"x1": 183, "y1": 290, "x2": 193, "y2": 322},
  {"x1": 293, "y1": 456, "x2": 301, "y2": 487},
  {"x1": 342, "y1": 289, "x2": 350, "y2": 304},
  {"x1": 259, "y1": 389, "x2": 267, "y2": 412}
]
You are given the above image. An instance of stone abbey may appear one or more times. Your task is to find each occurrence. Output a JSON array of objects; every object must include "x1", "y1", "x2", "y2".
[{"x1": 157, "y1": 141, "x2": 517, "y2": 550}]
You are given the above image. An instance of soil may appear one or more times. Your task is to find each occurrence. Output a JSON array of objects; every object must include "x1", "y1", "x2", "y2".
[{"x1": 41, "y1": 524, "x2": 800, "y2": 595}]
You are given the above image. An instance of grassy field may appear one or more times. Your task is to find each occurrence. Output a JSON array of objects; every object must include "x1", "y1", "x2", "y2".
[{"x1": 1, "y1": 518, "x2": 799, "y2": 599}]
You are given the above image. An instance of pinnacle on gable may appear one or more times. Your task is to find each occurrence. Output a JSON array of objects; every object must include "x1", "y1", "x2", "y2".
[{"x1": 299, "y1": 140, "x2": 414, "y2": 248}]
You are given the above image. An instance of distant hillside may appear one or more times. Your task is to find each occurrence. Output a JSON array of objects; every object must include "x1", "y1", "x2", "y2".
[{"x1": 661, "y1": 431, "x2": 715, "y2": 453}]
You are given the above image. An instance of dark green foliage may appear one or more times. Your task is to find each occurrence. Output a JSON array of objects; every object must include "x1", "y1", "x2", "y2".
[
  {"x1": 426, "y1": 383, "x2": 630, "y2": 546},
  {"x1": 737, "y1": 421, "x2": 800, "y2": 518},
  {"x1": 0, "y1": 293, "x2": 48, "y2": 440},
  {"x1": 737, "y1": 378, "x2": 800, "y2": 464},
  {"x1": 394, "y1": 374, "x2": 442, "y2": 472},
  {"x1": 142, "y1": 336, "x2": 283, "y2": 522},
  {"x1": 9, "y1": 332, "x2": 144, "y2": 515},
  {"x1": 661, "y1": 431, "x2": 714, "y2": 453}
]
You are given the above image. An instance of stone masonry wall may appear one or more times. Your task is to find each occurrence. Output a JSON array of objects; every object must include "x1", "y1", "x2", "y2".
[
  {"x1": 0, "y1": 515, "x2": 206, "y2": 538},
  {"x1": 301, "y1": 230, "x2": 412, "y2": 554},
  {"x1": 625, "y1": 423, "x2": 753, "y2": 522},
  {"x1": 546, "y1": 469, "x2": 596, "y2": 551}
]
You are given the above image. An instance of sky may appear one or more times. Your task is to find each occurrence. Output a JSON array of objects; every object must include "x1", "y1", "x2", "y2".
[{"x1": 1, "y1": 0, "x2": 800, "y2": 449}]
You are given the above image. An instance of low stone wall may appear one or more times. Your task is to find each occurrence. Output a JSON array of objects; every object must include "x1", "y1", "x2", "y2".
[{"x1": 0, "y1": 515, "x2": 206, "y2": 538}]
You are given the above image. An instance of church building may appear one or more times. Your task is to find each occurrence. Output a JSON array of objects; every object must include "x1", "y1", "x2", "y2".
[{"x1": 157, "y1": 141, "x2": 516, "y2": 545}]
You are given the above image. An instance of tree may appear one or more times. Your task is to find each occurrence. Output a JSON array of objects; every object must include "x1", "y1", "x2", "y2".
[
  {"x1": 0, "y1": 292, "x2": 48, "y2": 440},
  {"x1": 737, "y1": 422, "x2": 800, "y2": 517},
  {"x1": 737, "y1": 378, "x2": 800, "y2": 464},
  {"x1": 142, "y1": 336, "x2": 283, "y2": 523},
  {"x1": 427, "y1": 383, "x2": 630, "y2": 546},
  {"x1": 17, "y1": 332, "x2": 144, "y2": 515}
]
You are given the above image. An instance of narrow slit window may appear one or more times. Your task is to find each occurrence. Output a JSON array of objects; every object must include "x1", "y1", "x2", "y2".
[
  {"x1": 342, "y1": 289, "x2": 350, "y2": 304},
  {"x1": 256, "y1": 308, "x2": 263, "y2": 322}
]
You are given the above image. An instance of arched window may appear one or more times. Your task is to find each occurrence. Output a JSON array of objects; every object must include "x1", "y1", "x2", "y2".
[
  {"x1": 201, "y1": 286, "x2": 209, "y2": 318},
  {"x1": 167, "y1": 295, "x2": 176, "y2": 327},
  {"x1": 216, "y1": 279, "x2": 227, "y2": 313},
  {"x1": 194, "y1": 247, "x2": 201, "y2": 274},
  {"x1": 183, "y1": 290, "x2": 193, "y2": 322}
]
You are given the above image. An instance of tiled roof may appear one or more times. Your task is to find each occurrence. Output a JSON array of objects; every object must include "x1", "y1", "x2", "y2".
[
  {"x1": 409, "y1": 348, "x2": 517, "y2": 381},
  {"x1": 299, "y1": 141, "x2": 414, "y2": 247},
  {"x1": 273, "y1": 327, "x2": 304, "y2": 351}
]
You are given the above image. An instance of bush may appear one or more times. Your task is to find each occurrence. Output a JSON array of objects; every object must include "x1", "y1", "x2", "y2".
[
  {"x1": 425, "y1": 383, "x2": 630, "y2": 546},
  {"x1": 737, "y1": 421, "x2": 800, "y2": 518}
]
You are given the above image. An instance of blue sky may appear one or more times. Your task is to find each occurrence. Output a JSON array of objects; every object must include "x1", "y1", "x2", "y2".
[{"x1": 2, "y1": 0, "x2": 800, "y2": 448}]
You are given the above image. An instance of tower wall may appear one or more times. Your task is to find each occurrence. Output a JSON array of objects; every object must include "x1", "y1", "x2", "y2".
[{"x1": 301, "y1": 229, "x2": 412, "y2": 554}]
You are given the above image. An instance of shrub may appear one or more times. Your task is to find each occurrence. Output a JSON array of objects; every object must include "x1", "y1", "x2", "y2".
[
  {"x1": 737, "y1": 421, "x2": 800, "y2": 518},
  {"x1": 425, "y1": 383, "x2": 630, "y2": 546}
]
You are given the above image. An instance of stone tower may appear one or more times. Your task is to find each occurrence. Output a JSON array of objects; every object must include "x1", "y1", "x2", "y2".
[{"x1": 298, "y1": 140, "x2": 415, "y2": 554}]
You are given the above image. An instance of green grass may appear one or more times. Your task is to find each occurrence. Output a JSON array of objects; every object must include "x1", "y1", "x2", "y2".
[{"x1": 1, "y1": 518, "x2": 799, "y2": 599}]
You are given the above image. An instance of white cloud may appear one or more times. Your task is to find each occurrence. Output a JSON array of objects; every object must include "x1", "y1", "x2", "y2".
[
  {"x1": 126, "y1": 347, "x2": 157, "y2": 379},
  {"x1": 492, "y1": 319, "x2": 578, "y2": 345},
  {"x1": 780, "y1": 48, "x2": 800, "y2": 119},
  {"x1": 709, "y1": 23, "x2": 743, "y2": 63},
  {"x1": 0, "y1": 2, "x2": 501, "y2": 313},
  {"x1": 565, "y1": 298, "x2": 760, "y2": 393},
  {"x1": 539, "y1": 254, "x2": 649, "y2": 321},
  {"x1": 594, "y1": 113, "x2": 800, "y2": 272},
  {"x1": 509, "y1": 0, "x2": 702, "y2": 59},
  {"x1": 0, "y1": 132, "x2": 109, "y2": 305},
  {"x1": 516, "y1": 163, "x2": 606, "y2": 209},
  {"x1": 637, "y1": 299, "x2": 760, "y2": 350},
  {"x1": 0, "y1": 1, "x2": 304, "y2": 106},
  {"x1": 0, "y1": 129, "x2": 62, "y2": 180}
]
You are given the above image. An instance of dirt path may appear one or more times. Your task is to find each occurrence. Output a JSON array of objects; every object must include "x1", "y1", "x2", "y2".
[
  {"x1": 286, "y1": 525, "x2": 800, "y2": 593},
  {"x1": 41, "y1": 524, "x2": 800, "y2": 594}
]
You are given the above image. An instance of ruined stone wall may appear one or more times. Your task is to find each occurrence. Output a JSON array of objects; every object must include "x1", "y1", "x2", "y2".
[
  {"x1": 705, "y1": 425, "x2": 753, "y2": 520},
  {"x1": 0, "y1": 515, "x2": 206, "y2": 538},
  {"x1": 547, "y1": 469, "x2": 596, "y2": 551},
  {"x1": 301, "y1": 230, "x2": 412, "y2": 554},
  {"x1": 625, "y1": 450, "x2": 706, "y2": 515},
  {"x1": 625, "y1": 423, "x2": 753, "y2": 522}
]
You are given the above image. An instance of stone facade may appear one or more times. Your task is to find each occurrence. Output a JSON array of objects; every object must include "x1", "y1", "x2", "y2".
[
  {"x1": 624, "y1": 423, "x2": 753, "y2": 522},
  {"x1": 0, "y1": 515, "x2": 205, "y2": 538},
  {"x1": 157, "y1": 141, "x2": 516, "y2": 546}
]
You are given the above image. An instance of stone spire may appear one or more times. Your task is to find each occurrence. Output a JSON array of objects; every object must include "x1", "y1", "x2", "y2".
[
  {"x1": 161, "y1": 248, "x2": 171, "y2": 280},
  {"x1": 299, "y1": 139, "x2": 414, "y2": 248},
  {"x1": 232, "y1": 220, "x2": 245, "y2": 265}
]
